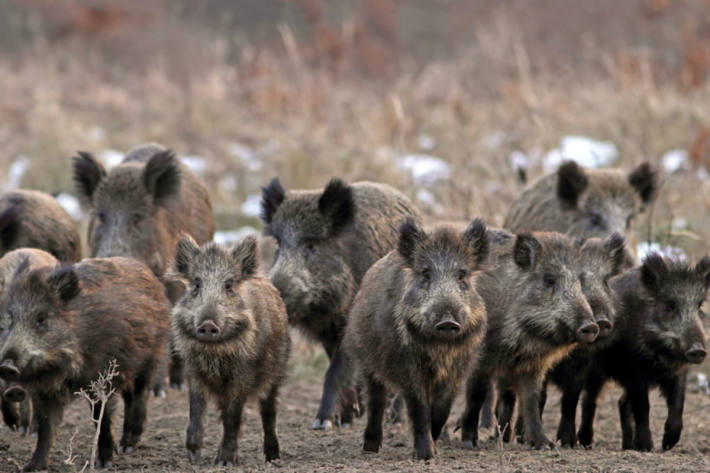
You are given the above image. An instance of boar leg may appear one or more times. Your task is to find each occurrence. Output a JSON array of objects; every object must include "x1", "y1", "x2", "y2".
[
  {"x1": 660, "y1": 372, "x2": 685, "y2": 451},
  {"x1": 120, "y1": 373, "x2": 150, "y2": 453},
  {"x1": 479, "y1": 384, "x2": 496, "y2": 429},
  {"x1": 168, "y1": 348, "x2": 185, "y2": 390},
  {"x1": 516, "y1": 377, "x2": 547, "y2": 443},
  {"x1": 215, "y1": 397, "x2": 245, "y2": 467},
  {"x1": 1, "y1": 397, "x2": 20, "y2": 430},
  {"x1": 520, "y1": 380, "x2": 553, "y2": 449},
  {"x1": 404, "y1": 392, "x2": 434, "y2": 460},
  {"x1": 577, "y1": 368, "x2": 605, "y2": 448},
  {"x1": 94, "y1": 399, "x2": 116, "y2": 468},
  {"x1": 496, "y1": 388, "x2": 516, "y2": 443},
  {"x1": 627, "y1": 383, "x2": 652, "y2": 451},
  {"x1": 363, "y1": 374, "x2": 387, "y2": 453},
  {"x1": 460, "y1": 373, "x2": 490, "y2": 449},
  {"x1": 18, "y1": 398, "x2": 33, "y2": 434},
  {"x1": 24, "y1": 398, "x2": 63, "y2": 472},
  {"x1": 186, "y1": 384, "x2": 207, "y2": 462},
  {"x1": 430, "y1": 390, "x2": 454, "y2": 442},
  {"x1": 313, "y1": 341, "x2": 346, "y2": 429},
  {"x1": 618, "y1": 392, "x2": 634, "y2": 449},
  {"x1": 557, "y1": 381, "x2": 583, "y2": 448},
  {"x1": 259, "y1": 384, "x2": 280, "y2": 462}
]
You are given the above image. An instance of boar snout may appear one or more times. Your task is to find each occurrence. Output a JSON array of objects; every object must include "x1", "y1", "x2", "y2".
[
  {"x1": 576, "y1": 322, "x2": 599, "y2": 344},
  {"x1": 196, "y1": 320, "x2": 221, "y2": 342},
  {"x1": 595, "y1": 317, "x2": 613, "y2": 337},
  {"x1": 685, "y1": 343, "x2": 707, "y2": 364},
  {"x1": 0, "y1": 359, "x2": 19, "y2": 380},
  {"x1": 436, "y1": 318, "x2": 461, "y2": 334},
  {"x1": 3, "y1": 385, "x2": 25, "y2": 402}
]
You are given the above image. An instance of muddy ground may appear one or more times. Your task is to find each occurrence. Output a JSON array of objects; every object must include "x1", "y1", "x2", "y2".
[{"x1": 2, "y1": 347, "x2": 710, "y2": 473}]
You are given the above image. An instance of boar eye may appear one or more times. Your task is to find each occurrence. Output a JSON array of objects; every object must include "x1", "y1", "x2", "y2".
[
  {"x1": 421, "y1": 268, "x2": 431, "y2": 282},
  {"x1": 36, "y1": 313, "x2": 47, "y2": 327},
  {"x1": 542, "y1": 274, "x2": 557, "y2": 289},
  {"x1": 224, "y1": 279, "x2": 234, "y2": 292},
  {"x1": 97, "y1": 211, "x2": 107, "y2": 224},
  {"x1": 588, "y1": 213, "x2": 604, "y2": 229},
  {"x1": 698, "y1": 300, "x2": 705, "y2": 310},
  {"x1": 458, "y1": 269, "x2": 469, "y2": 282},
  {"x1": 665, "y1": 300, "x2": 677, "y2": 313},
  {"x1": 191, "y1": 278, "x2": 202, "y2": 296}
]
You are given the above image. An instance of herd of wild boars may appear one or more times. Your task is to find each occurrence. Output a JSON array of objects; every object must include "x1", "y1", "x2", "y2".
[{"x1": 0, "y1": 143, "x2": 707, "y2": 470}]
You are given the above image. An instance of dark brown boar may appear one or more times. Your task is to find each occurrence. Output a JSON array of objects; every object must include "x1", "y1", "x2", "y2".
[
  {"x1": 260, "y1": 177, "x2": 422, "y2": 429},
  {"x1": 459, "y1": 230, "x2": 601, "y2": 449},
  {"x1": 345, "y1": 219, "x2": 488, "y2": 460},
  {"x1": 0, "y1": 248, "x2": 57, "y2": 433},
  {"x1": 171, "y1": 235, "x2": 290, "y2": 466},
  {"x1": 0, "y1": 256, "x2": 170, "y2": 471},
  {"x1": 72, "y1": 142, "x2": 215, "y2": 390},
  {"x1": 504, "y1": 161, "x2": 658, "y2": 266},
  {"x1": 0, "y1": 189, "x2": 82, "y2": 262},
  {"x1": 577, "y1": 254, "x2": 709, "y2": 451}
]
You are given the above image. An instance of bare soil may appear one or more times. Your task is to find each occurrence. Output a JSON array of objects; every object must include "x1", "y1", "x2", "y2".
[{"x1": 2, "y1": 349, "x2": 710, "y2": 473}]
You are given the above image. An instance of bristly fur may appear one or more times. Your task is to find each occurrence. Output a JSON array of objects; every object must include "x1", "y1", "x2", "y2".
[
  {"x1": 556, "y1": 161, "x2": 589, "y2": 206},
  {"x1": 260, "y1": 178, "x2": 286, "y2": 230},
  {"x1": 318, "y1": 178, "x2": 355, "y2": 235},
  {"x1": 143, "y1": 150, "x2": 181, "y2": 205},
  {"x1": 46, "y1": 266, "x2": 81, "y2": 303},
  {"x1": 627, "y1": 162, "x2": 658, "y2": 205},
  {"x1": 231, "y1": 235, "x2": 259, "y2": 277},
  {"x1": 464, "y1": 218, "x2": 489, "y2": 266},
  {"x1": 398, "y1": 217, "x2": 427, "y2": 267},
  {"x1": 72, "y1": 151, "x2": 107, "y2": 203},
  {"x1": 513, "y1": 233, "x2": 541, "y2": 270},
  {"x1": 175, "y1": 236, "x2": 200, "y2": 276}
]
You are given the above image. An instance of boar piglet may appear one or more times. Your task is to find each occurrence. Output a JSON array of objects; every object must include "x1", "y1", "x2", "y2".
[
  {"x1": 522, "y1": 233, "x2": 626, "y2": 447},
  {"x1": 578, "y1": 254, "x2": 709, "y2": 451},
  {"x1": 345, "y1": 219, "x2": 488, "y2": 460},
  {"x1": 73, "y1": 143, "x2": 216, "y2": 391},
  {"x1": 0, "y1": 248, "x2": 57, "y2": 434},
  {"x1": 261, "y1": 177, "x2": 422, "y2": 429},
  {"x1": 459, "y1": 230, "x2": 600, "y2": 449},
  {"x1": 0, "y1": 257, "x2": 170, "y2": 471},
  {"x1": 172, "y1": 235, "x2": 290, "y2": 466},
  {"x1": 504, "y1": 160, "x2": 657, "y2": 267},
  {"x1": 0, "y1": 190, "x2": 81, "y2": 262}
]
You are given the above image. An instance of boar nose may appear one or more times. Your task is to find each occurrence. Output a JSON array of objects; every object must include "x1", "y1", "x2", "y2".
[
  {"x1": 3, "y1": 385, "x2": 25, "y2": 403},
  {"x1": 576, "y1": 322, "x2": 599, "y2": 344},
  {"x1": 685, "y1": 344, "x2": 707, "y2": 364},
  {"x1": 196, "y1": 320, "x2": 221, "y2": 341},
  {"x1": 0, "y1": 359, "x2": 20, "y2": 380},
  {"x1": 436, "y1": 319, "x2": 461, "y2": 334},
  {"x1": 596, "y1": 318, "x2": 613, "y2": 337}
]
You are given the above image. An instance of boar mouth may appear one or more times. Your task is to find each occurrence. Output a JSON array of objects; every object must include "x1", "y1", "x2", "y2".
[{"x1": 405, "y1": 318, "x2": 482, "y2": 345}]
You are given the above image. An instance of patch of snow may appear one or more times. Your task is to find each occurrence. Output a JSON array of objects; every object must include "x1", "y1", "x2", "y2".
[
  {"x1": 661, "y1": 149, "x2": 688, "y2": 174},
  {"x1": 88, "y1": 126, "x2": 106, "y2": 142},
  {"x1": 55, "y1": 193, "x2": 83, "y2": 220},
  {"x1": 417, "y1": 134, "x2": 436, "y2": 151},
  {"x1": 241, "y1": 194, "x2": 262, "y2": 217},
  {"x1": 543, "y1": 136, "x2": 618, "y2": 172},
  {"x1": 693, "y1": 373, "x2": 710, "y2": 395},
  {"x1": 397, "y1": 154, "x2": 451, "y2": 185},
  {"x1": 101, "y1": 150, "x2": 124, "y2": 168},
  {"x1": 636, "y1": 242, "x2": 687, "y2": 262},
  {"x1": 416, "y1": 189, "x2": 436, "y2": 205},
  {"x1": 509, "y1": 151, "x2": 530, "y2": 170},
  {"x1": 213, "y1": 227, "x2": 259, "y2": 245},
  {"x1": 182, "y1": 156, "x2": 207, "y2": 174},
  {"x1": 229, "y1": 143, "x2": 262, "y2": 172},
  {"x1": 219, "y1": 175, "x2": 238, "y2": 193},
  {"x1": 3, "y1": 157, "x2": 29, "y2": 191}
]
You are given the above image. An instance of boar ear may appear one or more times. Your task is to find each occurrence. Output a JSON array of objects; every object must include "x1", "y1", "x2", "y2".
[
  {"x1": 640, "y1": 253, "x2": 666, "y2": 291},
  {"x1": 162, "y1": 277, "x2": 186, "y2": 305},
  {"x1": 232, "y1": 235, "x2": 259, "y2": 278},
  {"x1": 143, "y1": 150, "x2": 181, "y2": 206},
  {"x1": 73, "y1": 151, "x2": 106, "y2": 203},
  {"x1": 398, "y1": 218, "x2": 426, "y2": 267},
  {"x1": 628, "y1": 162, "x2": 658, "y2": 206},
  {"x1": 260, "y1": 178, "x2": 286, "y2": 227},
  {"x1": 175, "y1": 236, "x2": 200, "y2": 276},
  {"x1": 318, "y1": 178, "x2": 355, "y2": 234},
  {"x1": 47, "y1": 266, "x2": 80, "y2": 303},
  {"x1": 604, "y1": 233, "x2": 627, "y2": 273},
  {"x1": 463, "y1": 218, "x2": 489, "y2": 266},
  {"x1": 557, "y1": 161, "x2": 589, "y2": 207},
  {"x1": 513, "y1": 233, "x2": 542, "y2": 270},
  {"x1": 695, "y1": 256, "x2": 710, "y2": 290},
  {"x1": 0, "y1": 204, "x2": 22, "y2": 249}
]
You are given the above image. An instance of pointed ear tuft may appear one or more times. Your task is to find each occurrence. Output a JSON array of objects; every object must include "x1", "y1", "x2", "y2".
[
  {"x1": 463, "y1": 218, "x2": 489, "y2": 266},
  {"x1": 640, "y1": 253, "x2": 666, "y2": 291},
  {"x1": 628, "y1": 162, "x2": 658, "y2": 206},
  {"x1": 318, "y1": 178, "x2": 355, "y2": 234},
  {"x1": 398, "y1": 218, "x2": 426, "y2": 267},
  {"x1": 0, "y1": 204, "x2": 22, "y2": 249},
  {"x1": 143, "y1": 150, "x2": 181, "y2": 205},
  {"x1": 556, "y1": 161, "x2": 589, "y2": 207},
  {"x1": 513, "y1": 233, "x2": 542, "y2": 270},
  {"x1": 695, "y1": 256, "x2": 710, "y2": 290},
  {"x1": 47, "y1": 266, "x2": 80, "y2": 303},
  {"x1": 72, "y1": 151, "x2": 106, "y2": 204},
  {"x1": 175, "y1": 236, "x2": 200, "y2": 276},
  {"x1": 232, "y1": 235, "x2": 259, "y2": 278},
  {"x1": 260, "y1": 178, "x2": 286, "y2": 227}
]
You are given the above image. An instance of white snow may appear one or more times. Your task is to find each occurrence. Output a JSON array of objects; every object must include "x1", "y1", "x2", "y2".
[
  {"x1": 229, "y1": 142, "x2": 262, "y2": 172},
  {"x1": 241, "y1": 194, "x2": 262, "y2": 217},
  {"x1": 3, "y1": 157, "x2": 29, "y2": 191},
  {"x1": 88, "y1": 126, "x2": 106, "y2": 142},
  {"x1": 636, "y1": 242, "x2": 687, "y2": 262},
  {"x1": 55, "y1": 193, "x2": 83, "y2": 220},
  {"x1": 181, "y1": 156, "x2": 207, "y2": 174},
  {"x1": 543, "y1": 136, "x2": 618, "y2": 171},
  {"x1": 694, "y1": 373, "x2": 710, "y2": 395},
  {"x1": 661, "y1": 149, "x2": 688, "y2": 174},
  {"x1": 214, "y1": 227, "x2": 259, "y2": 245},
  {"x1": 219, "y1": 174, "x2": 238, "y2": 193},
  {"x1": 417, "y1": 134, "x2": 436, "y2": 151},
  {"x1": 509, "y1": 151, "x2": 530, "y2": 170},
  {"x1": 416, "y1": 189, "x2": 436, "y2": 205},
  {"x1": 396, "y1": 154, "x2": 451, "y2": 185},
  {"x1": 100, "y1": 149, "x2": 124, "y2": 168}
]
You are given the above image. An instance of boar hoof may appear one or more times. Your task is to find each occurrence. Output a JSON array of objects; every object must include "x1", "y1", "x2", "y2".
[
  {"x1": 215, "y1": 460, "x2": 234, "y2": 467},
  {"x1": 22, "y1": 459, "x2": 46, "y2": 472},
  {"x1": 170, "y1": 382, "x2": 185, "y2": 391},
  {"x1": 462, "y1": 440, "x2": 478, "y2": 450},
  {"x1": 153, "y1": 389, "x2": 167, "y2": 399},
  {"x1": 187, "y1": 449, "x2": 201, "y2": 462},
  {"x1": 118, "y1": 445, "x2": 133, "y2": 454},
  {"x1": 94, "y1": 459, "x2": 112, "y2": 469},
  {"x1": 312, "y1": 418, "x2": 332, "y2": 430}
]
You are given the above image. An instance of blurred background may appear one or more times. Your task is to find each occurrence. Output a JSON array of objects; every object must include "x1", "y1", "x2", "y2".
[{"x1": 1, "y1": 0, "x2": 710, "y2": 258}]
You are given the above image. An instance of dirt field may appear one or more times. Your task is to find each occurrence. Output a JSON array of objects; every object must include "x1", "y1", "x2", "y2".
[{"x1": 2, "y1": 348, "x2": 709, "y2": 473}]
